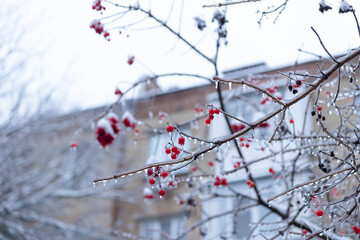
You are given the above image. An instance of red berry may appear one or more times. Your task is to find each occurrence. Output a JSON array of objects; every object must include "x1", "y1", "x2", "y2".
[
  {"x1": 159, "y1": 189, "x2": 165, "y2": 197},
  {"x1": 289, "y1": 119, "x2": 294, "y2": 124},
  {"x1": 115, "y1": 88, "x2": 123, "y2": 95},
  {"x1": 353, "y1": 225, "x2": 360, "y2": 235},
  {"x1": 208, "y1": 114, "x2": 214, "y2": 120},
  {"x1": 245, "y1": 143, "x2": 250, "y2": 148},
  {"x1": 191, "y1": 166, "x2": 197, "y2": 172},
  {"x1": 127, "y1": 56, "x2": 135, "y2": 65},
  {"x1": 178, "y1": 136, "x2": 185, "y2": 146},
  {"x1": 205, "y1": 118, "x2": 211, "y2": 125},
  {"x1": 302, "y1": 230, "x2": 307, "y2": 234},
  {"x1": 70, "y1": 142, "x2": 78, "y2": 148},
  {"x1": 316, "y1": 210, "x2": 323, "y2": 216},
  {"x1": 214, "y1": 109, "x2": 220, "y2": 114},
  {"x1": 166, "y1": 125, "x2": 174, "y2": 132},
  {"x1": 209, "y1": 109, "x2": 215, "y2": 115},
  {"x1": 149, "y1": 178, "x2": 155, "y2": 185},
  {"x1": 161, "y1": 171, "x2": 168, "y2": 179},
  {"x1": 147, "y1": 168, "x2": 154, "y2": 176},
  {"x1": 208, "y1": 161, "x2": 214, "y2": 167},
  {"x1": 220, "y1": 178, "x2": 228, "y2": 186},
  {"x1": 171, "y1": 153, "x2": 177, "y2": 160},
  {"x1": 269, "y1": 168, "x2": 275, "y2": 174},
  {"x1": 261, "y1": 147, "x2": 265, "y2": 151},
  {"x1": 165, "y1": 148, "x2": 171, "y2": 154},
  {"x1": 171, "y1": 146, "x2": 178, "y2": 153},
  {"x1": 239, "y1": 137, "x2": 244, "y2": 142}
]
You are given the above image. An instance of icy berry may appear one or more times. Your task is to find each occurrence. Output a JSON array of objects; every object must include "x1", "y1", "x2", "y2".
[
  {"x1": 147, "y1": 168, "x2": 154, "y2": 176},
  {"x1": 296, "y1": 80, "x2": 302, "y2": 86},
  {"x1": 353, "y1": 225, "x2": 360, "y2": 235},
  {"x1": 220, "y1": 178, "x2": 228, "y2": 186},
  {"x1": 209, "y1": 109, "x2": 215, "y2": 115},
  {"x1": 161, "y1": 171, "x2": 168, "y2": 179},
  {"x1": 208, "y1": 161, "x2": 214, "y2": 167},
  {"x1": 269, "y1": 168, "x2": 275, "y2": 174},
  {"x1": 208, "y1": 114, "x2": 214, "y2": 120},
  {"x1": 289, "y1": 119, "x2": 294, "y2": 124},
  {"x1": 159, "y1": 189, "x2": 166, "y2": 197},
  {"x1": 316, "y1": 210, "x2": 323, "y2": 216},
  {"x1": 171, "y1": 153, "x2": 177, "y2": 160},
  {"x1": 166, "y1": 125, "x2": 174, "y2": 132},
  {"x1": 115, "y1": 88, "x2": 123, "y2": 95},
  {"x1": 171, "y1": 146, "x2": 178, "y2": 153},
  {"x1": 127, "y1": 56, "x2": 135, "y2": 65},
  {"x1": 302, "y1": 230, "x2": 307, "y2": 234},
  {"x1": 205, "y1": 118, "x2": 211, "y2": 125},
  {"x1": 149, "y1": 178, "x2": 155, "y2": 185},
  {"x1": 214, "y1": 108, "x2": 220, "y2": 114},
  {"x1": 178, "y1": 136, "x2": 185, "y2": 146},
  {"x1": 70, "y1": 142, "x2": 78, "y2": 148},
  {"x1": 165, "y1": 148, "x2": 171, "y2": 154},
  {"x1": 292, "y1": 89, "x2": 298, "y2": 94}
]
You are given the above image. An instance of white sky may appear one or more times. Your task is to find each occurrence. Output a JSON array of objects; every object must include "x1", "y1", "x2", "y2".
[{"x1": 4, "y1": 0, "x2": 360, "y2": 114}]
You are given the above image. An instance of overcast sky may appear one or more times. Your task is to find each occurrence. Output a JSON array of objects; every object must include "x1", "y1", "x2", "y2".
[{"x1": 3, "y1": 0, "x2": 360, "y2": 115}]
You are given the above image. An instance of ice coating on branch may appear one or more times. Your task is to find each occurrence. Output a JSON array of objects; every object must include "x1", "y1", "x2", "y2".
[
  {"x1": 146, "y1": 156, "x2": 160, "y2": 165},
  {"x1": 122, "y1": 111, "x2": 136, "y2": 129}
]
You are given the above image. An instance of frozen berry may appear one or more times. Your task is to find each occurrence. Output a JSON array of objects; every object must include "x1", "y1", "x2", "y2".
[
  {"x1": 159, "y1": 189, "x2": 166, "y2": 197},
  {"x1": 316, "y1": 210, "x2": 323, "y2": 216},
  {"x1": 166, "y1": 125, "x2": 174, "y2": 132},
  {"x1": 178, "y1": 136, "x2": 185, "y2": 146},
  {"x1": 149, "y1": 178, "x2": 155, "y2": 185},
  {"x1": 160, "y1": 171, "x2": 168, "y2": 179}
]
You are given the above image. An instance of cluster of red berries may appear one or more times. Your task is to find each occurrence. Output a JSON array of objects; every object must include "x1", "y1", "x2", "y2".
[
  {"x1": 165, "y1": 146, "x2": 181, "y2": 160},
  {"x1": 311, "y1": 106, "x2": 326, "y2": 122},
  {"x1": 95, "y1": 113, "x2": 121, "y2": 147},
  {"x1": 90, "y1": 20, "x2": 110, "y2": 41},
  {"x1": 233, "y1": 161, "x2": 241, "y2": 168},
  {"x1": 214, "y1": 176, "x2": 228, "y2": 186},
  {"x1": 246, "y1": 180, "x2": 255, "y2": 188},
  {"x1": 266, "y1": 86, "x2": 278, "y2": 94},
  {"x1": 122, "y1": 111, "x2": 136, "y2": 129},
  {"x1": 127, "y1": 56, "x2": 135, "y2": 65},
  {"x1": 288, "y1": 80, "x2": 302, "y2": 94},
  {"x1": 205, "y1": 108, "x2": 220, "y2": 125},
  {"x1": 353, "y1": 225, "x2": 360, "y2": 235},
  {"x1": 239, "y1": 137, "x2": 251, "y2": 148},
  {"x1": 231, "y1": 123, "x2": 246, "y2": 132},
  {"x1": 92, "y1": 0, "x2": 106, "y2": 12}
]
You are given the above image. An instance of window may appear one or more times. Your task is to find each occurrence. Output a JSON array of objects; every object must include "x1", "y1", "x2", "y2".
[{"x1": 139, "y1": 214, "x2": 187, "y2": 240}]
